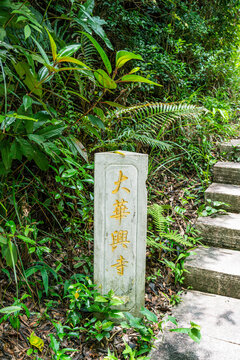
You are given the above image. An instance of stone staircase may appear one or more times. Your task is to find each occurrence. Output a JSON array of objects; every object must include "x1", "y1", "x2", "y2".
[
  {"x1": 184, "y1": 140, "x2": 240, "y2": 298},
  {"x1": 150, "y1": 140, "x2": 240, "y2": 360}
]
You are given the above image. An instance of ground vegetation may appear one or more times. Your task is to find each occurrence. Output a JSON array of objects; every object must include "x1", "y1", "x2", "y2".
[{"x1": 0, "y1": 0, "x2": 240, "y2": 358}]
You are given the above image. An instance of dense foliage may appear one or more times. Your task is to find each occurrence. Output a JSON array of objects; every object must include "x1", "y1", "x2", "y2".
[{"x1": 0, "y1": 0, "x2": 240, "y2": 358}]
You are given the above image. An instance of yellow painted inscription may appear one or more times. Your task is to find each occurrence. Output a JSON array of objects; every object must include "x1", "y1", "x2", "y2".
[
  {"x1": 110, "y1": 230, "x2": 130, "y2": 251},
  {"x1": 112, "y1": 170, "x2": 130, "y2": 194},
  {"x1": 110, "y1": 199, "x2": 130, "y2": 224},
  {"x1": 111, "y1": 255, "x2": 128, "y2": 276}
]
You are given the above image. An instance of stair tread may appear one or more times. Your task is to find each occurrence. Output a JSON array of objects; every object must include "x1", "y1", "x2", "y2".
[
  {"x1": 220, "y1": 139, "x2": 240, "y2": 148},
  {"x1": 185, "y1": 246, "x2": 240, "y2": 276},
  {"x1": 197, "y1": 213, "x2": 240, "y2": 230},
  {"x1": 214, "y1": 161, "x2": 240, "y2": 169},
  {"x1": 205, "y1": 182, "x2": 240, "y2": 196},
  {"x1": 150, "y1": 290, "x2": 240, "y2": 360}
]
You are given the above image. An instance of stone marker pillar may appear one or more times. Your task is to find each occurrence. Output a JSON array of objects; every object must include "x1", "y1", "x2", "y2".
[{"x1": 94, "y1": 151, "x2": 148, "y2": 315}]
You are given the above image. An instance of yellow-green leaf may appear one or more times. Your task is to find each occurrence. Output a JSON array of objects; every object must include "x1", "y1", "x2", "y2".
[
  {"x1": 94, "y1": 69, "x2": 117, "y2": 89},
  {"x1": 29, "y1": 332, "x2": 44, "y2": 352},
  {"x1": 116, "y1": 51, "x2": 143, "y2": 69},
  {"x1": 129, "y1": 67, "x2": 140, "y2": 74},
  {"x1": 46, "y1": 29, "x2": 57, "y2": 61},
  {"x1": 119, "y1": 74, "x2": 162, "y2": 87},
  {"x1": 56, "y1": 56, "x2": 90, "y2": 69},
  {"x1": 81, "y1": 32, "x2": 112, "y2": 74}
]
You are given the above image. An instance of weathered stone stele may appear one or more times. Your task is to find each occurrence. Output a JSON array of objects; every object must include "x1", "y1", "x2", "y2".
[{"x1": 94, "y1": 151, "x2": 148, "y2": 315}]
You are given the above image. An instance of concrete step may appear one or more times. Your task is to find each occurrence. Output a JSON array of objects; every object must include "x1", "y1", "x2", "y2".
[
  {"x1": 150, "y1": 290, "x2": 240, "y2": 360},
  {"x1": 184, "y1": 246, "x2": 240, "y2": 299},
  {"x1": 196, "y1": 213, "x2": 240, "y2": 250},
  {"x1": 205, "y1": 182, "x2": 240, "y2": 213},
  {"x1": 220, "y1": 139, "x2": 240, "y2": 155},
  {"x1": 213, "y1": 161, "x2": 240, "y2": 185}
]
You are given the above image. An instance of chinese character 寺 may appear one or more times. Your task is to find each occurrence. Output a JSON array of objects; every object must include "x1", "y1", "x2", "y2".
[
  {"x1": 112, "y1": 170, "x2": 130, "y2": 194},
  {"x1": 111, "y1": 199, "x2": 130, "y2": 224},
  {"x1": 110, "y1": 230, "x2": 129, "y2": 251},
  {"x1": 111, "y1": 255, "x2": 128, "y2": 276}
]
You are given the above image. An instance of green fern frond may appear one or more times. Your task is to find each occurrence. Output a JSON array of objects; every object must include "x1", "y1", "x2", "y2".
[
  {"x1": 163, "y1": 231, "x2": 192, "y2": 247},
  {"x1": 109, "y1": 102, "x2": 203, "y2": 126},
  {"x1": 147, "y1": 237, "x2": 173, "y2": 251},
  {"x1": 80, "y1": 35, "x2": 98, "y2": 67},
  {"x1": 133, "y1": 134, "x2": 172, "y2": 150},
  {"x1": 148, "y1": 204, "x2": 166, "y2": 233},
  {"x1": 148, "y1": 204, "x2": 192, "y2": 248}
]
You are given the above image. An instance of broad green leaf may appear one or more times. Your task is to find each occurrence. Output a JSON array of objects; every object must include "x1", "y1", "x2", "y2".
[
  {"x1": 46, "y1": 29, "x2": 57, "y2": 61},
  {"x1": 27, "y1": 134, "x2": 45, "y2": 144},
  {"x1": 0, "y1": 235, "x2": 7, "y2": 245},
  {"x1": 32, "y1": 38, "x2": 50, "y2": 65},
  {"x1": 96, "y1": 333, "x2": 104, "y2": 341},
  {"x1": 23, "y1": 95, "x2": 33, "y2": 111},
  {"x1": 94, "y1": 69, "x2": 117, "y2": 89},
  {"x1": 17, "y1": 235, "x2": 36, "y2": 245},
  {"x1": 49, "y1": 334, "x2": 59, "y2": 353},
  {"x1": 110, "y1": 297, "x2": 124, "y2": 306},
  {"x1": 129, "y1": 67, "x2": 140, "y2": 74},
  {"x1": 1, "y1": 142, "x2": 12, "y2": 170},
  {"x1": 119, "y1": 74, "x2": 162, "y2": 86},
  {"x1": 85, "y1": 124, "x2": 102, "y2": 139},
  {"x1": 57, "y1": 44, "x2": 82, "y2": 58},
  {"x1": 36, "y1": 125, "x2": 65, "y2": 139},
  {"x1": 94, "y1": 295, "x2": 108, "y2": 302},
  {"x1": 12, "y1": 113, "x2": 38, "y2": 121},
  {"x1": 88, "y1": 114, "x2": 105, "y2": 129},
  {"x1": 140, "y1": 307, "x2": 158, "y2": 323},
  {"x1": 40, "y1": 268, "x2": 49, "y2": 295},
  {"x1": 189, "y1": 327, "x2": 201, "y2": 343},
  {"x1": 14, "y1": 62, "x2": 42, "y2": 97},
  {"x1": 81, "y1": 32, "x2": 112, "y2": 74},
  {"x1": 16, "y1": 137, "x2": 34, "y2": 159},
  {"x1": 68, "y1": 135, "x2": 88, "y2": 162},
  {"x1": 103, "y1": 101, "x2": 126, "y2": 108},
  {"x1": 116, "y1": 51, "x2": 143, "y2": 69},
  {"x1": 57, "y1": 56, "x2": 90, "y2": 69},
  {"x1": 0, "y1": 28, "x2": 6, "y2": 41},
  {"x1": 32, "y1": 149, "x2": 49, "y2": 171},
  {"x1": 29, "y1": 332, "x2": 44, "y2": 352},
  {"x1": 167, "y1": 316, "x2": 178, "y2": 326},
  {"x1": 83, "y1": 0, "x2": 95, "y2": 13},
  {"x1": 6, "y1": 220, "x2": 16, "y2": 235},
  {"x1": 101, "y1": 321, "x2": 113, "y2": 330},
  {"x1": 0, "y1": 306, "x2": 22, "y2": 314},
  {"x1": 53, "y1": 67, "x2": 90, "y2": 73},
  {"x1": 93, "y1": 107, "x2": 105, "y2": 120},
  {"x1": 24, "y1": 25, "x2": 31, "y2": 40},
  {"x1": 2, "y1": 241, "x2": 17, "y2": 267},
  {"x1": 78, "y1": 9, "x2": 113, "y2": 50}
]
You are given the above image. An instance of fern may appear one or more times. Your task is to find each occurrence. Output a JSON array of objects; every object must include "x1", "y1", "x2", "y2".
[
  {"x1": 105, "y1": 102, "x2": 204, "y2": 151},
  {"x1": 108, "y1": 102, "x2": 203, "y2": 129},
  {"x1": 148, "y1": 204, "x2": 192, "y2": 248},
  {"x1": 148, "y1": 204, "x2": 166, "y2": 233}
]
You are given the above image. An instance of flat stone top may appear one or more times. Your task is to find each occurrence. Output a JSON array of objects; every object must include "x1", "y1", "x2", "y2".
[
  {"x1": 214, "y1": 161, "x2": 240, "y2": 169},
  {"x1": 150, "y1": 290, "x2": 240, "y2": 360},
  {"x1": 95, "y1": 151, "x2": 148, "y2": 157},
  {"x1": 197, "y1": 213, "x2": 240, "y2": 230},
  {"x1": 221, "y1": 139, "x2": 240, "y2": 148},
  {"x1": 185, "y1": 246, "x2": 240, "y2": 276},
  {"x1": 205, "y1": 182, "x2": 240, "y2": 196}
]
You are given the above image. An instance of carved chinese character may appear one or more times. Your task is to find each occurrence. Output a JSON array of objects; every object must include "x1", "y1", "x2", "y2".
[
  {"x1": 111, "y1": 255, "x2": 128, "y2": 276},
  {"x1": 112, "y1": 170, "x2": 130, "y2": 194},
  {"x1": 110, "y1": 230, "x2": 130, "y2": 251},
  {"x1": 111, "y1": 199, "x2": 130, "y2": 224}
]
